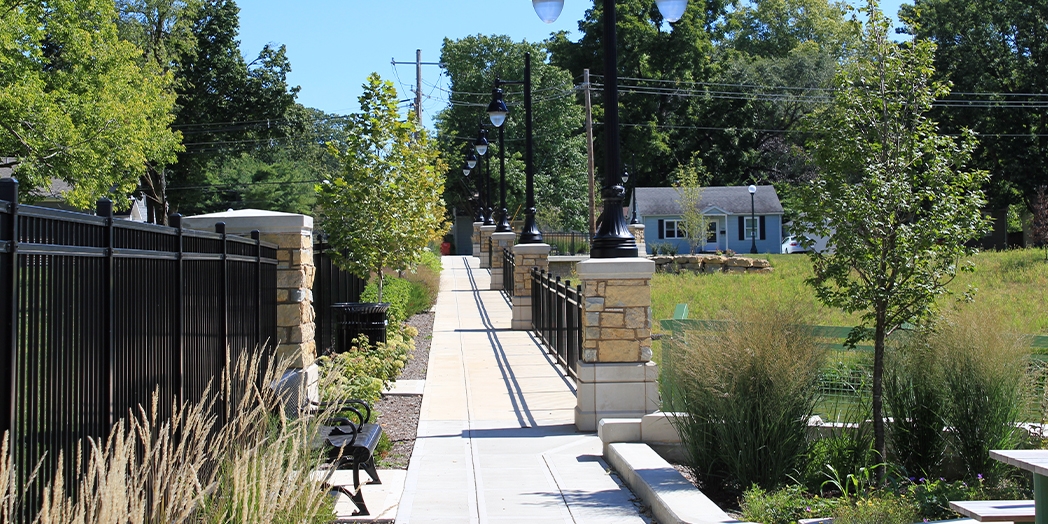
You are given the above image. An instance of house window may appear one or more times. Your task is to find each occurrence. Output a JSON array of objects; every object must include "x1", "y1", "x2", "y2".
[
  {"x1": 744, "y1": 216, "x2": 759, "y2": 239},
  {"x1": 706, "y1": 221, "x2": 717, "y2": 243},
  {"x1": 665, "y1": 220, "x2": 686, "y2": 238}
]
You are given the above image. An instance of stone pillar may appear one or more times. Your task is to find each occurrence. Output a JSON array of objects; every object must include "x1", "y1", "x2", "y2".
[
  {"x1": 511, "y1": 243, "x2": 551, "y2": 330},
  {"x1": 472, "y1": 222, "x2": 483, "y2": 257},
  {"x1": 181, "y1": 209, "x2": 318, "y2": 416},
  {"x1": 489, "y1": 232, "x2": 516, "y2": 291},
  {"x1": 574, "y1": 258, "x2": 659, "y2": 432},
  {"x1": 479, "y1": 225, "x2": 496, "y2": 269},
  {"x1": 628, "y1": 223, "x2": 647, "y2": 256}
]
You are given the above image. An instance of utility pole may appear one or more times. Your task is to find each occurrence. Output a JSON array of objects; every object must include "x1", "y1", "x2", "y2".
[
  {"x1": 391, "y1": 50, "x2": 442, "y2": 124},
  {"x1": 415, "y1": 49, "x2": 423, "y2": 124},
  {"x1": 583, "y1": 69, "x2": 596, "y2": 240}
]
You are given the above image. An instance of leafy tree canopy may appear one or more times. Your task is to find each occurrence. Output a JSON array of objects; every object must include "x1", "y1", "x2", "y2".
[
  {"x1": 0, "y1": 0, "x2": 181, "y2": 208},
  {"x1": 436, "y1": 35, "x2": 588, "y2": 232},
  {"x1": 901, "y1": 0, "x2": 1048, "y2": 209},
  {"x1": 317, "y1": 74, "x2": 449, "y2": 300}
]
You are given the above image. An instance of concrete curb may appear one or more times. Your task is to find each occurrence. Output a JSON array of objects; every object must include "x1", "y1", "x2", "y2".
[{"x1": 605, "y1": 442, "x2": 757, "y2": 524}]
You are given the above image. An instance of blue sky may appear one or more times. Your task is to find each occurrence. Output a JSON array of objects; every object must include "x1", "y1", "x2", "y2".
[{"x1": 235, "y1": 0, "x2": 907, "y2": 130}]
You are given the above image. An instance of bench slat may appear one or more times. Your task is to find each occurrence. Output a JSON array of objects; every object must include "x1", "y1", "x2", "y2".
[{"x1": 950, "y1": 500, "x2": 1034, "y2": 522}]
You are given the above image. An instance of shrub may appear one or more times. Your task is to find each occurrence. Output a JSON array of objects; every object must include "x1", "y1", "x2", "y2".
[
  {"x1": 935, "y1": 309, "x2": 1029, "y2": 479},
  {"x1": 741, "y1": 484, "x2": 839, "y2": 524},
  {"x1": 668, "y1": 301, "x2": 826, "y2": 492},
  {"x1": 884, "y1": 330, "x2": 949, "y2": 477},
  {"x1": 831, "y1": 493, "x2": 917, "y2": 524},
  {"x1": 804, "y1": 396, "x2": 876, "y2": 493},
  {"x1": 317, "y1": 327, "x2": 415, "y2": 404}
]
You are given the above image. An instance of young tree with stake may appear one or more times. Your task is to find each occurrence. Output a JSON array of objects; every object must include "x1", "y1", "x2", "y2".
[
  {"x1": 316, "y1": 74, "x2": 449, "y2": 301},
  {"x1": 794, "y1": 2, "x2": 989, "y2": 481}
]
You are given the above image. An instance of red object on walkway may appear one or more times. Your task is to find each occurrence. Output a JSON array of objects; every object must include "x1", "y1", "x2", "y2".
[{"x1": 440, "y1": 242, "x2": 451, "y2": 255}]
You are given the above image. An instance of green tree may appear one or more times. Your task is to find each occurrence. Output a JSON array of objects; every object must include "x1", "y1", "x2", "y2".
[
  {"x1": 673, "y1": 160, "x2": 709, "y2": 254},
  {"x1": 436, "y1": 35, "x2": 587, "y2": 231},
  {"x1": 794, "y1": 2, "x2": 989, "y2": 478},
  {"x1": 316, "y1": 74, "x2": 449, "y2": 301},
  {"x1": 165, "y1": 0, "x2": 299, "y2": 216},
  {"x1": 116, "y1": 0, "x2": 199, "y2": 221},
  {"x1": 0, "y1": 0, "x2": 181, "y2": 208},
  {"x1": 901, "y1": 0, "x2": 1048, "y2": 214}
]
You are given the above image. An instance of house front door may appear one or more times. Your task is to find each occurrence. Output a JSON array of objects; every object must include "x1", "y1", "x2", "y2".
[{"x1": 704, "y1": 220, "x2": 719, "y2": 252}]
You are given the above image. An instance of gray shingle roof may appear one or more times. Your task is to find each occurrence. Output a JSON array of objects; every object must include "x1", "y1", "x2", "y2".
[{"x1": 635, "y1": 185, "x2": 783, "y2": 216}]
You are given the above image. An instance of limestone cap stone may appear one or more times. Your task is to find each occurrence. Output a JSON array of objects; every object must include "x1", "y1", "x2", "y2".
[
  {"x1": 182, "y1": 208, "x2": 313, "y2": 236},
  {"x1": 576, "y1": 257, "x2": 655, "y2": 280},
  {"x1": 512, "y1": 243, "x2": 552, "y2": 255}
]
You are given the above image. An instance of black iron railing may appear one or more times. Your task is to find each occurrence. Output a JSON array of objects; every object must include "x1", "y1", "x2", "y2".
[
  {"x1": 487, "y1": 236, "x2": 493, "y2": 270},
  {"x1": 531, "y1": 268, "x2": 583, "y2": 379},
  {"x1": 0, "y1": 179, "x2": 277, "y2": 512},
  {"x1": 544, "y1": 231, "x2": 590, "y2": 255},
  {"x1": 313, "y1": 241, "x2": 368, "y2": 353},
  {"x1": 502, "y1": 247, "x2": 514, "y2": 298}
]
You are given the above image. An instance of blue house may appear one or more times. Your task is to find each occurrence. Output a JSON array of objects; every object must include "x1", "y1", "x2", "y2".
[{"x1": 633, "y1": 185, "x2": 784, "y2": 254}]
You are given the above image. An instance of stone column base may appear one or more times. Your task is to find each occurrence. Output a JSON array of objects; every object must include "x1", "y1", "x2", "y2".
[
  {"x1": 272, "y1": 363, "x2": 319, "y2": 419},
  {"x1": 512, "y1": 295, "x2": 532, "y2": 330},
  {"x1": 627, "y1": 223, "x2": 647, "y2": 256},
  {"x1": 575, "y1": 361, "x2": 659, "y2": 432},
  {"x1": 489, "y1": 231, "x2": 516, "y2": 291},
  {"x1": 472, "y1": 221, "x2": 482, "y2": 257},
  {"x1": 479, "y1": 225, "x2": 496, "y2": 269}
]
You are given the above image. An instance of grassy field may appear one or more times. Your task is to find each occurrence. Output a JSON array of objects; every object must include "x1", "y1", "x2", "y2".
[{"x1": 652, "y1": 248, "x2": 1048, "y2": 334}]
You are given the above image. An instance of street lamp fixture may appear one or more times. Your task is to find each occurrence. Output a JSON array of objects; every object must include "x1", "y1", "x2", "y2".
[
  {"x1": 466, "y1": 151, "x2": 478, "y2": 169},
  {"x1": 487, "y1": 52, "x2": 542, "y2": 243},
  {"x1": 474, "y1": 128, "x2": 489, "y2": 157},
  {"x1": 486, "y1": 88, "x2": 509, "y2": 128},
  {"x1": 748, "y1": 184, "x2": 758, "y2": 254},
  {"x1": 533, "y1": 0, "x2": 688, "y2": 23},
  {"x1": 533, "y1": 0, "x2": 689, "y2": 257}
]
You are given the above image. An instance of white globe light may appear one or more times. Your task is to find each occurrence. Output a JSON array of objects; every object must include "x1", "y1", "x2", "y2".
[
  {"x1": 655, "y1": 0, "x2": 688, "y2": 23},
  {"x1": 748, "y1": 184, "x2": 757, "y2": 194},
  {"x1": 475, "y1": 143, "x2": 488, "y2": 156},
  {"x1": 533, "y1": 0, "x2": 565, "y2": 23},
  {"x1": 488, "y1": 112, "x2": 508, "y2": 128}
]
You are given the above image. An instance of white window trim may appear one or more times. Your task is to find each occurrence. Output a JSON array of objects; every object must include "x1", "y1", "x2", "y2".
[
  {"x1": 744, "y1": 216, "x2": 759, "y2": 240},
  {"x1": 665, "y1": 219, "x2": 686, "y2": 239}
]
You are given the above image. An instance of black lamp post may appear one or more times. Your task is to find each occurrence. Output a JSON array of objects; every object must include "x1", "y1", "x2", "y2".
[
  {"x1": 474, "y1": 126, "x2": 495, "y2": 226},
  {"x1": 486, "y1": 86, "x2": 512, "y2": 233},
  {"x1": 487, "y1": 52, "x2": 541, "y2": 243},
  {"x1": 463, "y1": 158, "x2": 484, "y2": 223},
  {"x1": 748, "y1": 184, "x2": 758, "y2": 254},
  {"x1": 534, "y1": 0, "x2": 687, "y2": 257}
]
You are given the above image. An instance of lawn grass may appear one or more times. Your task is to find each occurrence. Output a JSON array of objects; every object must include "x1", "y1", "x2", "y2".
[{"x1": 652, "y1": 248, "x2": 1048, "y2": 335}]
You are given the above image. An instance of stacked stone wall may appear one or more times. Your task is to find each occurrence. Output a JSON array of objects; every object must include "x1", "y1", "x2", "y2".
[
  {"x1": 650, "y1": 254, "x2": 773, "y2": 274},
  {"x1": 264, "y1": 232, "x2": 316, "y2": 368},
  {"x1": 581, "y1": 277, "x2": 652, "y2": 363}
]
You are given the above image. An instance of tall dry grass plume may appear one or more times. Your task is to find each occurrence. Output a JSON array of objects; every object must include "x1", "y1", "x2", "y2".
[{"x1": 1, "y1": 348, "x2": 338, "y2": 523}]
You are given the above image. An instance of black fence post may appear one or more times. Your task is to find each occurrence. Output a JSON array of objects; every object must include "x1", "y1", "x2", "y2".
[
  {"x1": 170, "y1": 213, "x2": 185, "y2": 403},
  {"x1": 252, "y1": 230, "x2": 262, "y2": 351},
  {"x1": 97, "y1": 198, "x2": 115, "y2": 430},
  {"x1": 0, "y1": 179, "x2": 17, "y2": 437},
  {"x1": 217, "y1": 222, "x2": 229, "y2": 367}
]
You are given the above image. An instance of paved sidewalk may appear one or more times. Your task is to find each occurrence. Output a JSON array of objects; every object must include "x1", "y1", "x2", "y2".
[{"x1": 394, "y1": 256, "x2": 648, "y2": 523}]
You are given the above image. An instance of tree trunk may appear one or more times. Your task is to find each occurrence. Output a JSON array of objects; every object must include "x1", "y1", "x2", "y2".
[
  {"x1": 873, "y1": 311, "x2": 887, "y2": 484},
  {"x1": 376, "y1": 269, "x2": 384, "y2": 303}
]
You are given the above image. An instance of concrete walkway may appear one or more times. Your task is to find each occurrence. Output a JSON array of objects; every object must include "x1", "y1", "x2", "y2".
[{"x1": 394, "y1": 256, "x2": 648, "y2": 523}]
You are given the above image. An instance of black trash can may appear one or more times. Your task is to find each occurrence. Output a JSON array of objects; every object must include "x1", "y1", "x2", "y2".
[{"x1": 331, "y1": 302, "x2": 390, "y2": 353}]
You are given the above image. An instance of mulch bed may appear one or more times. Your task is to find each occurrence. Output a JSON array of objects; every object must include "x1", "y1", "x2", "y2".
[{"x1": 374, "y1": 311, "x2": 433, "y2": 469}]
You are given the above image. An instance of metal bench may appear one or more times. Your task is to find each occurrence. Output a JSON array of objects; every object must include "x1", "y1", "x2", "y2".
[
  {"x1": 315, "y1": 399, "x2": 384, "y2": 516},
  {"x1": 950, "y1": 499, "x2": 1034, "y2": 523}
]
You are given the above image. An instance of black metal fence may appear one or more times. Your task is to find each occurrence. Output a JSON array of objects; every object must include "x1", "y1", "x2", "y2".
[
  {"x1": 312, "y1": 241, "x2": 368, "y2": 353},
  {"x1": 544, "y1": 231, "x2": 590, "y2": 255},
  {"x1": 0, "y1": 179, "x2": 278, "y2": 508},
  {"x1": 531, "y1": 268, "x2": 583, "y2": 379},
  {"x1": 502, "y1": 247, "x2": 514, "y2": 298}
]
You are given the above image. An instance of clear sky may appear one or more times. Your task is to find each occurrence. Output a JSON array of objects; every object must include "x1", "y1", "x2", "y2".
[{"x1": 234, "y1": 0, "x2": 907, "y2": 130}]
